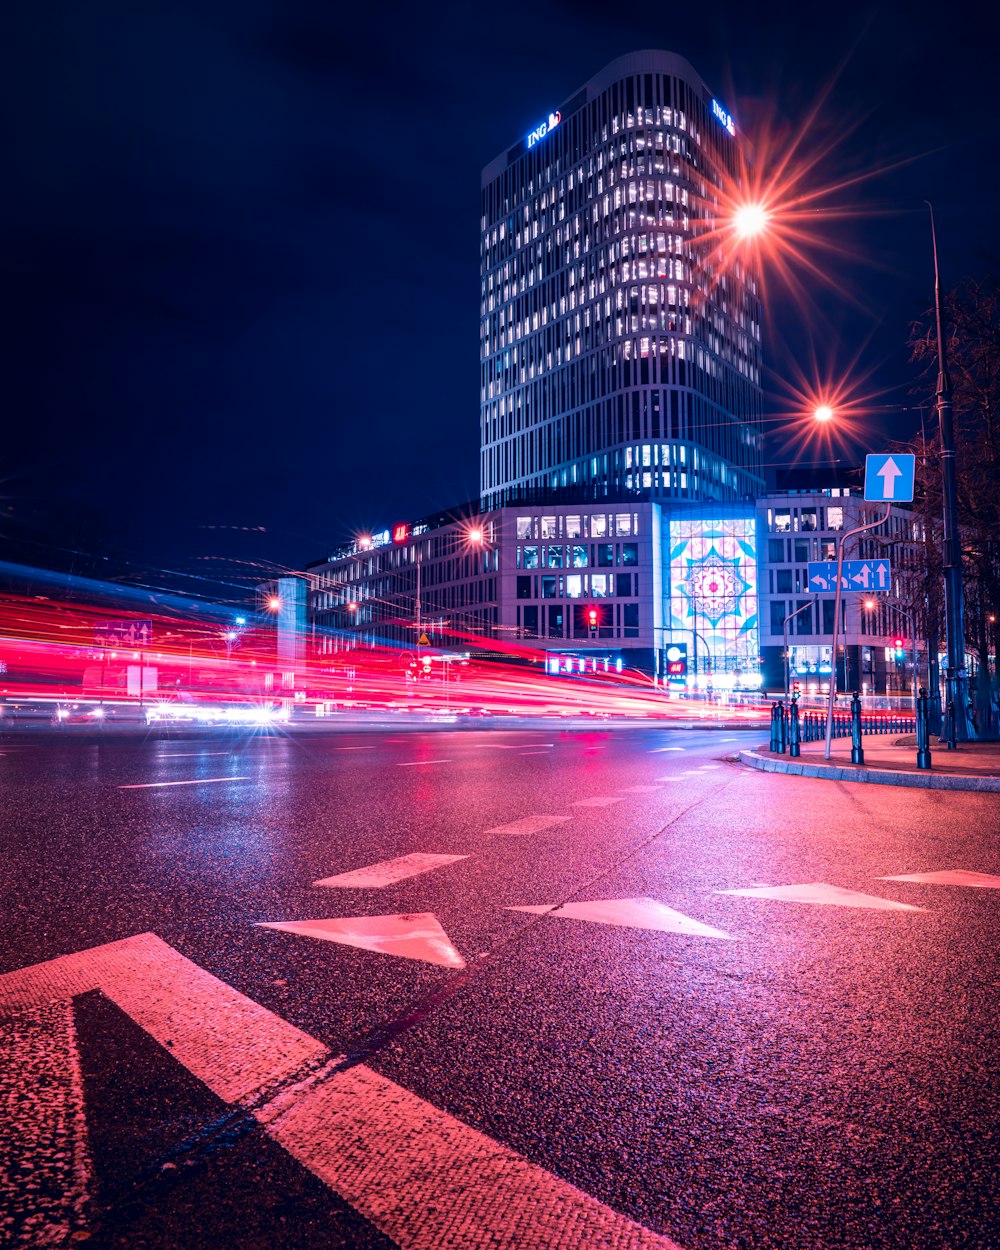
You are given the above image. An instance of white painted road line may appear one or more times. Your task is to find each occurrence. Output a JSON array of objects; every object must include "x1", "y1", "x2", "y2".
[
  {"x1": 649, "y1": 746, "x2": 685, "y2": 752},
  {"x1": 572, "y1": 796, "x2": 625, "y2": 808},
  {"x1": 0, "y1": 936, "x2": 683, "y2": 1250},
  {"x1": 118, "y1": 776, "x2": 250, "y2": 789},
  {"x1": 486, "y1": 815, "x2": 573, "y2": 837},
  {"x1": 159, "y1": 752, "x2": 234, "y2": 757},
  {"x1": 0, "y1": 1000, "x2": 90, "y2": 1246},
  {"x1": 396, "y1": 760, "x2": 452, "y2": 767},
  {"x1": 314, "y1": 853, "x2": 468, "y2": 889}
]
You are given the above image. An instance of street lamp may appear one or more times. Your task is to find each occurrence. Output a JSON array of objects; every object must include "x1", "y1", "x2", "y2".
[{"x1": 926, "y1": 202, "x2": 973, "y2": 742}]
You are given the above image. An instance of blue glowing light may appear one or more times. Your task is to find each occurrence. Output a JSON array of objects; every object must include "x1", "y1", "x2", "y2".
[{"x1": 526, "y1": 110, "x2": 561, "y2": 149}]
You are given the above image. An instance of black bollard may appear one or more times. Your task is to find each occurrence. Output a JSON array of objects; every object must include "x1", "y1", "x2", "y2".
[
  {"x1": 777, "y1": 702, "x2": 788, "y2": 754},
  {"x1": 916, "y1": 688, "x2": 932, "y2": 770},
  {"x1": 770, "y1": 701, "x2": 780, "y2": 752},
  {"x1": 789, "y1": 693, "x2": 801, "y2": 758},
  {"x1": 850, "y1": 691, "x2": 864, "y2": 765}
]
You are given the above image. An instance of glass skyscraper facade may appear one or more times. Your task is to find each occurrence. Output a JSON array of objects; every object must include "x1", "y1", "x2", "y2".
[{"x1": 480, "y1": 50, "x2": 764, "y2": 511}]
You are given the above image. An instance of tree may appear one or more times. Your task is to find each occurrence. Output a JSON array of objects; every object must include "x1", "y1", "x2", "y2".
[{"x1": 907, "y1": 270, "x2": 1000, "y2": 736}]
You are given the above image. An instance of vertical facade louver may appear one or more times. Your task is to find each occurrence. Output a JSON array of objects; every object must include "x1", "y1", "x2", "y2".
[{"x1": 480, "y1": 51, "x2": 764, "y2": 511}]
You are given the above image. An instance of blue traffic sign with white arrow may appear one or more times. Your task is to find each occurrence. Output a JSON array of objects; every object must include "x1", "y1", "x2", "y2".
[
  {"x1": 864, "y1": 453, "x2": 915, "y2": 502},
  {"x1": 807, "y1": 560, "x2": 892, "y2": 592}
]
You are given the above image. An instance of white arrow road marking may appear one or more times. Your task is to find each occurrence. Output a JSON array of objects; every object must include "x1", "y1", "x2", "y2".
[
  {"x1": 257, "y1": 914, "x2": 466, "y2": 969},
  {"x1": 717, "y1": 882, "x2": 926, "y2": 911},
  {"x1": 0, "y1": 935, "x2": 684, "y2": 1250},
  {"x1": 314, "y1": 853, "x2": 468, "y2": 889},
  {"x1": 509, "y1": 898, "x2": 732, "y2": 940},
  {"x1": 0, "y1": 1000, "x2": 90, "y2": 1246},
  {"x1": 879, "y1": 869, "x2": 1000, "y2": 889}
]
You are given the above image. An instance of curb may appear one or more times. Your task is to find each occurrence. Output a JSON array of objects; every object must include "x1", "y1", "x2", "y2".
[{"x1": 738, "y1": 748, "x2": 1000, "y2": 793}]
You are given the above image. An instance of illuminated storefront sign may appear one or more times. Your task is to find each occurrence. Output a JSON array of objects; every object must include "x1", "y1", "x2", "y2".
[
  {"x1": 711, "y1": 99, "x2": 735, "y2": 136},
  {"x1": 527, "y1": 110, "x2": 561, "y2": 149},
  {"x1": 392, "y1": 523, "x2": 411, "y2": 544}
]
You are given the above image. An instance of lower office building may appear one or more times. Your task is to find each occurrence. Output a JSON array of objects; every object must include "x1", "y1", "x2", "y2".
[{"x1": 306, "y1": 482, "x2": 921, "y2": 699}]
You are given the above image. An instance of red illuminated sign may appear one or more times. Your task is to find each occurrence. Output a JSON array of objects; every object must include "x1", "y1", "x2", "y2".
[{"x1": 392, "y1": 523, "x2": 410, "y2": 544}]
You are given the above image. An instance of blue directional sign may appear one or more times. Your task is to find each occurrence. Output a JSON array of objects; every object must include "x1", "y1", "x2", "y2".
[
  {"x1": 807, "y1": 560, "x2": 892, "y2": 592},
  {"x1": 864, "y1": 453, "x2": 915, "y2": 502}
]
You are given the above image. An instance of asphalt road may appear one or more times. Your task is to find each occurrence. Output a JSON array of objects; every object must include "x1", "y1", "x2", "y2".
[{"x1": 0, "y1": 726, "x2": 997, "y2": 1250}]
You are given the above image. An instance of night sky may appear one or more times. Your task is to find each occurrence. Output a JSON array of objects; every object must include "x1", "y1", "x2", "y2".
[{"x1": 3, "y1": 0, "x2": 998, "y2": 594}]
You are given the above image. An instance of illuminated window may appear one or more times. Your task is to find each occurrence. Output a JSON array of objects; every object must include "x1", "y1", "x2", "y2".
[
  {"x1": 516, "y1": 516, "x2": 532, "y2": 539},
  {"x1": 592, "y1": 574, "x2": 610, "y2": 597},
  {"x1": 540, "y1": 515, "x2": 558, "y2": 539},
  {"x1": 621, "y1": 543, "x2": 638, "y2": 565},
  {"x1": 566, "y1": 515, "x2": 582, "y2": 538},
  {"x1": 566, "y1": 575, "x2": 583, "y2": 598},
  {"x1": 523, "y1": 546, "x2": 539, "y2": 569},
  {"x1": 591, "y1": 514, "x2": 607, "y2": 537},
  {"x1": 547, "y1": 545, "x2": 564, "y2": 568},
  {"x1": 774, "y1": 511, "x2": 791, "y2": 533},
  {"x1": 827, "y1": 506, "x2": 844, "y2": 531},
  {"x1": 571, "y1": 545, "x2": 588, "y2": 568},
  {"x1": 615, "y1": 513, "x2": 633, "y2": 536},
  {"x1": 541, "y1": 576, "x2": 558, "y2": 598}
]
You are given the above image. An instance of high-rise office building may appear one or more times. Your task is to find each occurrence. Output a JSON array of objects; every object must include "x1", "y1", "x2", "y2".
[{"x1": 480, "y1": 50, "x2": 763, "y2": 510}]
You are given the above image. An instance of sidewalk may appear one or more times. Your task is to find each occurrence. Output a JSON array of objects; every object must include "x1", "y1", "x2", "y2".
[{"x1": 740, "y1": 734, "x2": 1000, "y2": 792}]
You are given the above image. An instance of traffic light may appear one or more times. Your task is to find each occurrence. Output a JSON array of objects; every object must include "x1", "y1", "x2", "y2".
[
  {"x1": 893, "y1": 636, "x2": 905, "y2": 659},
  {"x1": 587, "y1": 606, "x2": 599, "y2": 633},
  {"x1": 792, "y1": 680, "x2": 802, "y2": 695}
]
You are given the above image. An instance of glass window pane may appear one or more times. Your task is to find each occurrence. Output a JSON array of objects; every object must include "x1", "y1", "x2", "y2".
[
  {"x1": 516, "y1": 517, "x2": 532, "y2": 539},
  {"x1": 523, "y1": 546, "x2": 539, "y2": 569},
  {"x1": 572, "y1": 545, "x2": 588, "y2": 568}
]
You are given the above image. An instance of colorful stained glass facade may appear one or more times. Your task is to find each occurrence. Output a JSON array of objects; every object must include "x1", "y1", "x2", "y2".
[{"x1": 667, "y1": 514, "x2": 759, "y2": 675}]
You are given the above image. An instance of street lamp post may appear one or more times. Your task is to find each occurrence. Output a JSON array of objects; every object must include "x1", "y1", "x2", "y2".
[{"x1": 926, "y1": 202, "x2": 974, "y2": 741}]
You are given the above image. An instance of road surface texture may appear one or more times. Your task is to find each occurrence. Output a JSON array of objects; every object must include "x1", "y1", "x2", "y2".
[{"x1": 1, "y1": 726, "x2": 996, "y2": 1249}]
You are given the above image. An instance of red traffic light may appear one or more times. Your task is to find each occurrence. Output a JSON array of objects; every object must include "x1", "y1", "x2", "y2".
[
  {"x1": 893, "y1": 637, "x2": 904, "y2": 650},
  {"x1": 587, "y1": 607, "x2": 598, "y2": 628}
]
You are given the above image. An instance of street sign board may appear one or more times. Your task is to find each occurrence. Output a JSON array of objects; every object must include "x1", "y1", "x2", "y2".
[
  {"x1": 807, "y1": 560, "x2": 892, "y2": 592},
  {"x1": 94, "y1": 620, "x2": 153, "y2": 646},
  {"x1": 864, "y1": 453, "x2": 915, "y2": 502}
]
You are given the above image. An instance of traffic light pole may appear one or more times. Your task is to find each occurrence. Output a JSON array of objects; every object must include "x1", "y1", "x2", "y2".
[
  {"x1": 783, "y1": 599, "x2": 816, "y2": 700},
  {"x1": 824, "y1": 505, "x2": 890, "y2": 761}
]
